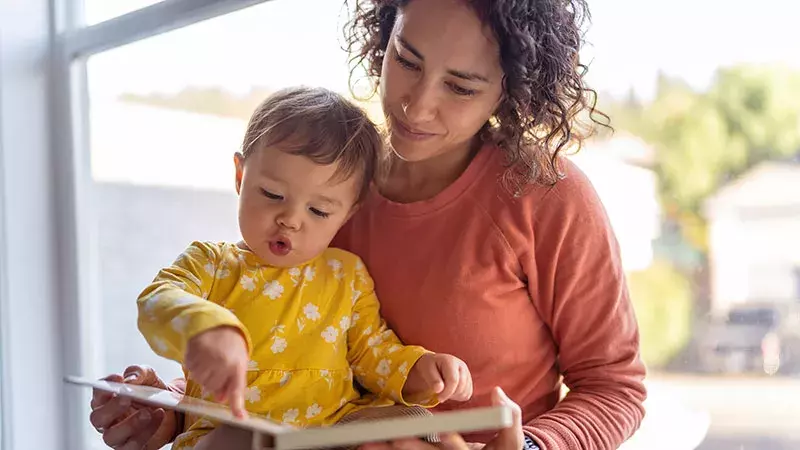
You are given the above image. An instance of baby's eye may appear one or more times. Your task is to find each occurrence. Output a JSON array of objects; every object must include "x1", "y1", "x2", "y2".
[
  {"x1": 310, "y1": 207, "x2": 330, "y2": 218},
  {"x1": 261, "y1": 189, "x2": 283, "y2": 200}
]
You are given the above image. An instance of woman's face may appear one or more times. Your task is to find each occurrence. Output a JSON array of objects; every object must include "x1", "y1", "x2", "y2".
[{"x1": 380, "y1": 0, "x2": 505, "y2": 163}]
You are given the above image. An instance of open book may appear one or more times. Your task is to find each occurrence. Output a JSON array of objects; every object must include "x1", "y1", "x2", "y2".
[{"x1": 66, "y1": 376, "x2": 512, "y2": 450}]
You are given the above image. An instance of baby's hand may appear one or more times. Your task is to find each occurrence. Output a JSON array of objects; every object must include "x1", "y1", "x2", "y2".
[
  {"x1": 185, "y1": 326, "x2": 249, "y2": 418},
  {"x1": 403, "y1": 353, "x2": 473, "y2": 402}
]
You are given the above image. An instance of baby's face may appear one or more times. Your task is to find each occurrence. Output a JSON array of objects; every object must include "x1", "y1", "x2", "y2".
[{"x1": 234, "y1": 145, "x2": 360, "y2": 267}]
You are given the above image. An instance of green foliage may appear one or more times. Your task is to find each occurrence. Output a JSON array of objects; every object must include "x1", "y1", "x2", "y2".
[
  {"x1": 604, "y1": 65, "x2": 800, "y2": 255},
  {"x1": 628, "y1": 260, "x2": 693, "y2": 369}
]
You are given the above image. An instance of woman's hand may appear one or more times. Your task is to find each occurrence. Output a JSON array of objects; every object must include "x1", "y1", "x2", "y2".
[
  {"x1": 89, "y1": 365, "x2": 181, "y2": 450},
  {"x1": 360, "y1": 387, "x2": 525, "y2": 450}
]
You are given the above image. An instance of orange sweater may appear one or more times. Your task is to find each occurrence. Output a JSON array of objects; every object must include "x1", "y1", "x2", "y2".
[{"x1": 332, "y1": 146, "x2": 646, "y2": 450}]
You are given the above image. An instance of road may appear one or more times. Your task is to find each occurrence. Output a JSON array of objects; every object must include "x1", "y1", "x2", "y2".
[{"x1": 648, "y1": 374, "x2": 800, "y2": 450}]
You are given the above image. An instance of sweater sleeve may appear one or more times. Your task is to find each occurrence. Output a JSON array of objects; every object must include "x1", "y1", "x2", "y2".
[
  {"x1": 137, "y1": 241, "x2": 252, "y2": 363},
  {"x1": 344, "y1": 257, "x2": 433, "y2": 406},
  {"x1": 520, "y1": 163, "x2": 647, "y2": 450}
]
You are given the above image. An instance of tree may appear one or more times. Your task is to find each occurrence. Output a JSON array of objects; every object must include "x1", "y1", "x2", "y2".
[{"x1": 605, "y1": 65, "x2": 800, "y2": 254}]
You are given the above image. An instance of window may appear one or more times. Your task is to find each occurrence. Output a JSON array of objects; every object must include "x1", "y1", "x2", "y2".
[{"x1": 80, "y1": 1, "x2": 371, "y2": 448}]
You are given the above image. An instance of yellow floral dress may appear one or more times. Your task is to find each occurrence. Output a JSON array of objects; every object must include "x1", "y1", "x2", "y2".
[{"x1": 136, "y1": 241, "x2": 433, "y2": 448}]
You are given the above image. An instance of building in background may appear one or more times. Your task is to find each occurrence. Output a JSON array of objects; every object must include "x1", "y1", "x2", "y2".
[{"x1": 704, "y1": 160, "x2": 800, "y2": 313}]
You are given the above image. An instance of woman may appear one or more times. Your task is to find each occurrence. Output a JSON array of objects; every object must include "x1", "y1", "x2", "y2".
[{"x1": 89, "y1": 0, "x2": 647, "y2": 449}]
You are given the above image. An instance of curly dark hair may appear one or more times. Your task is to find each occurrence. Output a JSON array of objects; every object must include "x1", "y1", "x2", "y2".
[{"x1": 342, "y1": 0, "x2": 610, "y2": 192}]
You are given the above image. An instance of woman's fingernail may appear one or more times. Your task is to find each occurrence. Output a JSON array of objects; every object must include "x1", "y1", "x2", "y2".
[
  {"x1": 124, "y1": 373, "x2": 138, "y2": 382},
  {"x1": 139, "y1": 410, "x2": 151, "y2": 422}
]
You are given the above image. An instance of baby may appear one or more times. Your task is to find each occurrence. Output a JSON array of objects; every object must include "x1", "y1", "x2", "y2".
[{"x1": 135, "y1": 86, "x2": 472, "y2": 449}]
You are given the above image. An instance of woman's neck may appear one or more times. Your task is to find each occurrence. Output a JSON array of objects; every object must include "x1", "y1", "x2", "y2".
[{"x1": 379, "y1": 139, "x2": 481, "y2": 204}]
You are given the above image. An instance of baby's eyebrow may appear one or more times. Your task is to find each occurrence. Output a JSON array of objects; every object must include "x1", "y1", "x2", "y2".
[{"x1": 314, "y1": 195, "x2": 342, "y2": 208}]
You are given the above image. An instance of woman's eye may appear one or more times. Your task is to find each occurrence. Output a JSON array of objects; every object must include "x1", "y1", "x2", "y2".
[
  {"x1": 261, "y1": 189, "x2": 283, "y2": 200},
  {"x1": 394, "y1": 54, "x2": 419, "y2": 71},
  {"x1": 448, "y1": 82, "x2": 477, "y2": 97},
  {"x1": 310, "y1": 207, "x2": 330, "y2": 218}
]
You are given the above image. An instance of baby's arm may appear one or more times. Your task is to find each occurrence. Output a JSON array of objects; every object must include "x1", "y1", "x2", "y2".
[
  {"x1": 137, "y1": 241, "x2": 251, "y2": 416},
  {"x1": 344, "y1": 260, "x2": 472, "y2": 405}
]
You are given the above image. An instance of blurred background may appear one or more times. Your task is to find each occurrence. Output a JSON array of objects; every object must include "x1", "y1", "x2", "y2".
[{"x1": 0, "y1": 0, "x2": 798, "y2": 449}]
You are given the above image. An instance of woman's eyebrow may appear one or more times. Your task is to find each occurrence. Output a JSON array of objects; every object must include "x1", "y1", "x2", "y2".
[{"x1": 397, "y1": 35, "x2": 490, "y2": 83}]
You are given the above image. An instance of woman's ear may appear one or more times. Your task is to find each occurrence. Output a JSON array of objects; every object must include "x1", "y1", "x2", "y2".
[{"x1": 234, "y1": 152, "x2": 245, "y2": 195}]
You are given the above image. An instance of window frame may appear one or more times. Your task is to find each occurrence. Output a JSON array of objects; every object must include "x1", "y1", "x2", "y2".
[{"x1": 0, "y1": 1, "x2": 275, "y2": 449}]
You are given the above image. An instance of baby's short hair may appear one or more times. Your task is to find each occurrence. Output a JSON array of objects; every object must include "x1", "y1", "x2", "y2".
[{"x1": 241, "y1": 86, "x2": 382, "y2": 204}]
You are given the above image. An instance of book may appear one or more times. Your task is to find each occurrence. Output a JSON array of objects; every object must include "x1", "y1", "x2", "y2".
[{"x1": 66, "y1": 375, "x2": 513, "y2": 450}]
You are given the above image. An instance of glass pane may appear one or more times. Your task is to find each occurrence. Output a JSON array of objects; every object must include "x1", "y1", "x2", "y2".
[
  {"x1": 83, "y1": 0, "x2": 165, "y2": 26},
  {"x1": 83, "y1": 1, "x2": 376, "y2": 447}
]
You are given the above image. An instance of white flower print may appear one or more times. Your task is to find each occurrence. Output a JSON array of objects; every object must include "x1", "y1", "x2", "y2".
[
  {"x1": 289, "y1": 267, "x2": 301, "y2": 286},
  {"x1": 247, "y1": 360, "x2": 259, "y2": 371},
  {"x1": 328, "y1": 259, "x2": 344, "y2": 279},
  {"x1": 362, "y1": 325, "x2": 373, "y2": 336},
  {"x1": 216, "y1": 268, "x2": 231, "y2": 279},
  {"x1": 142, "y1": 294, "x2": 162, "y2": 315},
  {"x1": 171, "y1": 316, "x2": 190, "y2": 333},
  {"x1": 367, "y1": 333, "x2": 384, "y2": 348},
  {"x1": 204, "y1": 262, "x2": 215, "y2": 276},
  {"x1": 398, "y1": 361, "x2": 409, "y2": 376},
  {"x1": 271, "y1": 337, "x2": 288, "y2": 354},
  {"x1": 377, "y1": 378, "x2": 386, "y2": 390},
  {"x1": 387, "y1": 345, "x2": 401, "y2": 354},
  {"x1": 376, "y1": 359, "x2": 391, "y2": 377},
  {"x1": 280, "y1": 372, "x2": 292, "y2": 387},
  {"x1": 303, "y1": 266, "x2": 316, "y2": 281},
  {"x1": 240, "y1": 275, "x2": 256, "y2": 291},
  {"x1": 303, "y1": 303, "x2": 321, "y2": 321},
  {"x1": 245, "y1": 386, "x2": 262, "y2": 404},
  {"x1": 305, "y1": 403, "x2": 322, "y2": 419},
  {"x1": 270, "y1": 324, "x2": 286, "y2": 334},
  {"x1": 282, "y1": 409, "x2": 299, "y2": 424},
  {"x1": 339, "y1": 316, "x2": 351, "y2": 331},
  {"x1": 321, "y1": 326, "x2": 339, "y2": 343},
  {"x1": 350, "y1": 281, "x2": 362, "y2": 305},
  {"x1": 263, "y1": 280, "x2": 284, "y2": 300},
  {"x1": 151, "y1": 337, "x2": 168, "y2": 353},
  {"x1": 320, "y1": 369, "x2": 333, "y2": 388},
  {"x1": 296, "y1": 318, "x2": 305, "y2": 332},
  {"x1": 355, "y1": 259, "x2": 364, "y2": 270},
  {"x1": 172, "y1": 295, "x2": 198, "y2": 307},
  {"x1": 351, "y1": 312, "x2": 360, "y2": 323}
]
